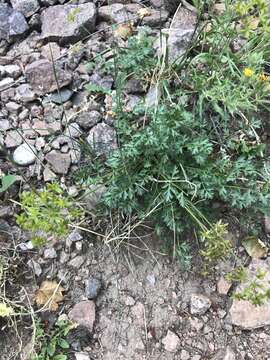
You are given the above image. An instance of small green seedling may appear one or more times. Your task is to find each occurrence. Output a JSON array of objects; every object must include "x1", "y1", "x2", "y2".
[{"x1": 16, "y1": 183, "x2": 83, "y2": 247}]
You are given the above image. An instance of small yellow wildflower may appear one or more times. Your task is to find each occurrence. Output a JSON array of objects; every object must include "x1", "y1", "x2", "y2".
[
  {"x1": 258, "y1": 73, "x2": 269, "y2": 82},
  {"x1": 243, "y1": 68, "x2": 254, "y2": 77}
]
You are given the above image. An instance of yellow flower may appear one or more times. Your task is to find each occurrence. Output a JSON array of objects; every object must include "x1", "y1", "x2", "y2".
[
  {"x1": 243, "y1": 68, "x2": 254, "y2": 77},
  {"x1": 258, "y1": 73, "x2": 269, "y2": 82}
]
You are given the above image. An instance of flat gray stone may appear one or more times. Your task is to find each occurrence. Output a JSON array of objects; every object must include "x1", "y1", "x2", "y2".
[
  {"x1": 45, "y1": 88, "x2": 73, "y2": 104},
  {"x1": 229, "y1": 258, "x2": 270, "y2": 329},
  {"x1": 5, "y1": 130, "x2": 23, "y2": 148},
  {"x1": 44, "y1": 247, "x2": 57, "y2": 259},
  {"x1": 15, "y1": 84, "x2": 36, "y2": 102},
  {"x1": 45, "y1": 150, "x2": 71, "y2": 174},
  {"x1": 41, "y1": 3, "x2": 96, "y2": 44}
]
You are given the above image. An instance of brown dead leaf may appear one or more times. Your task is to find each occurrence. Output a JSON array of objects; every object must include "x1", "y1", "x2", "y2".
[
  {"x1": 35, "y1": 280, "x2": 64, "y2": 311},
  {"x1": 114, "y1": 23, "x2": 134, "y2": 40},
  {"x1": 137, "y1": 8, "x2": 152, "y2": 19}
]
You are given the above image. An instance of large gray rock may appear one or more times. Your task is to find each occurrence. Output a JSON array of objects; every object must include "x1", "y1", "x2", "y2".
[
  {"x1": 10, "y1": 0, "x2": 40, "y2": 18},
  {"x1": 155, "y1": 7, "x2": 197, "y2": 64},
  {"x1": 25, "y1": 59, "x2": 72, "y2": 95},
  {"x1": 0, "y1": 4, "x2": 29, "y2": 41},
  {"x1": 229, "y1": 258, "x2": 270, "y2": 329},
  {"x1": 41, "y1": 3, "x2": 96, "y2": 44},
  {"x1": 87, "y1": 123, "x2": 117, "y2": 155},
  {"x1": 75, "y1": 110, "x2": 102, "y2": 130}
]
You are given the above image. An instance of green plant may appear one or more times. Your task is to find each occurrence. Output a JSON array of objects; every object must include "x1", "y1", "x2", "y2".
[
  {"x1": 226, "y1": 265, "x2": 270, "y2": 305},
  {"x1": 0, "y1": 174, "x2": 16, "y2": 193},
  {"x1": 173, "y1": 241, "x2": 193, "y2": 269},
  {"x1": 226, "y1": 265, "x2": 248, "y2": 283},
  {"x1": 233, "y1": 268, "x2": 270, "y2": 306},
  {"x1": 33, "y1": 319, "x2": 73, "y2": 360},
  {"x1": 200, "y1": 221, "x2": 232, "y2": 265},
  {"x1": 16, "y1": 183, "x2": 83, "y2": 246},
  {"x1": 81, "y1": 2, "x2": 270, "y2": 260}
]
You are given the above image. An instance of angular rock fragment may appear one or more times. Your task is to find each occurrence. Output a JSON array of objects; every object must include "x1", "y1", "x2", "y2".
[
  {"x1": 162, "y1": 330, "x2": 180, "y2": 352},
  {"x1": 0, "y1": 4, "x2": 29, "y2": 41},
  {"x1": 68, "y1": 301, "x2": 95, "y2": 332},
  {"x1": 25, "y1": 59, "x2": 72, "y2": 95},
  {"x1": 155, "y1": 7, "x2": 197, "y2": 64},
  {"x1": 190, "y1": 294, "x2": 211, "y2": 315},
  {"x1": 45, "y1": 150, "x2": 71, "y2": 174}
]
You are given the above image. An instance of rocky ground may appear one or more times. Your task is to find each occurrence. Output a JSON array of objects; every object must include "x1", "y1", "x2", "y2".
[{"x1": 1, "y1": 0, "x2": 270, "y2": 359}]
